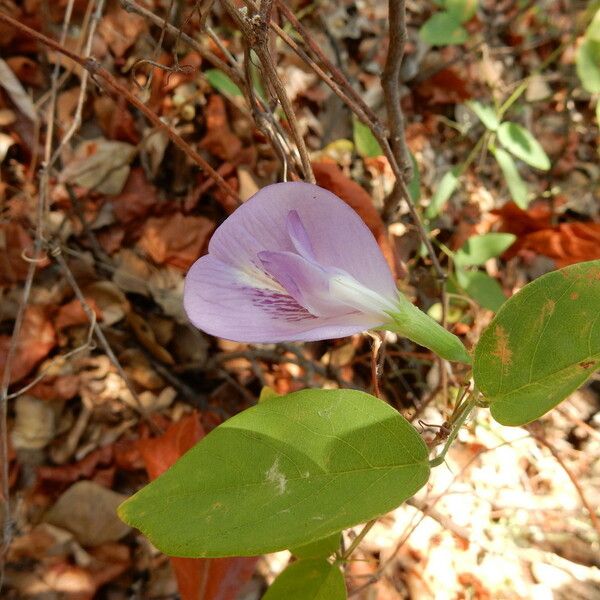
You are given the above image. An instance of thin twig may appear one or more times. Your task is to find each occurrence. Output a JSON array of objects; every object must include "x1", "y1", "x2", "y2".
[{"x1": 382, "y1": 0, "x2": 412, "y2": 180}]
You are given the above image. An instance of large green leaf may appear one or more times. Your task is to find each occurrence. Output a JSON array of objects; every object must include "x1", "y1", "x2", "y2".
[
  {"x1": 291, "y1": 533, "x2": 341, "y2": 559},
  {"x1": 419, "y1": 12, "x2": 468, "y2": 46},
  {"x1": 474, "y1": 260, "x2": 600, "y2": 426},
  {"x1": 458, "y1": 269, "x2": 507, "y2": 312},
  {"x1": 263, "y1": 559, "x2": 346, "y2": 600},
  {"x1": 576, "y1": 38, "x2": 600, "y2": 94},
  {"x1": 493, "y1": 147, "x2": 529, "y2": 208},
  {"x1": 455, "y1": 233, "x2": 516, "y2": 267},
  {"x1": 118, "y1": 389, "x2": 430, "y2": 557},
  {"x1": 497, "y1": 122, "x2": 551, "y2": 171}
]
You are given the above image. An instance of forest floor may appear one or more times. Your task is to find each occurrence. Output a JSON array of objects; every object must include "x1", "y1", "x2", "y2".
[{"x1": 0, "y1": 0, "x2": 599, "y2": 598}]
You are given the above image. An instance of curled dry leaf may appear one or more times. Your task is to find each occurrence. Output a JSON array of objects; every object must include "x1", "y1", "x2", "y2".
[
  {"x1": 0, "y1": 305, "x2": 56, "y2": 384},
  {"x1": 127, "y1": 311, "x2": 175, "y2": 365},
  {"x1": 495, "y1": 202, "x2": 600, "y2": 267},
  {"x1": 11, "y1": 395, "x2": 57, "y2": 450},
  {"x1": 137, "y1": 213, "x2": 214, "y2": 270},
  {"x1": 0, "y1": 222, "x2": 35, "y2": 284},
  {"x1": 59, "y1": 138, "x2": 137, "y2": 195},
  {"x1": 312, "y1": 161, "x2": 397, "y2": 276},
  {"x1": 97, "y1": 3, "x2": 146, "y2": 58},
  {"x1": 55, "y1": 297, "x2": 102, "y2": 331},
  {"x1": 83, "y1": 281, "x2": 130, "y2": 326}
]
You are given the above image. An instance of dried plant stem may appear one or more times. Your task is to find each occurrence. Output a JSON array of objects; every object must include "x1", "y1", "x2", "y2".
[
  {"x1": 0, "y1": 9, "x2": 240, "y2": 204},
  {"x1": 226, "y1": 0, "x2": 315, "y2": 183}
]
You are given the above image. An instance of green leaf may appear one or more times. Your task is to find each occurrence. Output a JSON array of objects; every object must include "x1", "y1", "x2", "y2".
[
  {"x1": 497, "y1": 122, "x2": 551, "y2": 171},
  {"x1": 459, "y1": 270, "x2": 507, "y2": 312},
  {"x1": 586, "y1": 9, "x2": 600, "y2": 42},
  {"x1": 263, "y1": 559, "x2": 346, "y2": 600},
  {"x1": 388, "y1": 295, "x2": 472, "y2": 364},
  {"x1": 426, "y1": 169, "x2": 459, "y2": 218},
  {"x1": 473, "y1": 260, "x2": 600, "y2": 426},
  {"x1": 407, "y1": 152, "x2": 421, "y2": 203},
  {"x1": 445, "y1": 0, "x2": 478, "y2": 22},
  {"x1": 492, "y1": 147, "x2": 529, "y2": 209},
  {"x1": 467, "y1": 101, "x2": 499, "y2": 131},
  {"x1": 352, "y1": 118, "x2": 382, "y2": 158},
  {"x1": 291, "y1": 533, "x2": 341, "y2": 559},
  {"x1": 118, "y1": 389, "x2": 430, "y2": 557},
  {"x1": 455, "y1": 233, "x2": 516, "y2": 267},
  {"x1": 576, "y1": 38, "x2": 600, "y2": 94},
  {"x1": 419, "y1": 12, "x2": 468, "y2": 46},
  {"x1": 204, "y1": 69, "x2": 243, "y2": 97}
]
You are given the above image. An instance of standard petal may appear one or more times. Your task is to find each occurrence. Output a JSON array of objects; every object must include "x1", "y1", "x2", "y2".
[
  {"x1": 207, "y1": 182, "x2": 397, "y2": 302},
  {"x1": 184, "y1": 255, "x2": 384, "y2": 343}
]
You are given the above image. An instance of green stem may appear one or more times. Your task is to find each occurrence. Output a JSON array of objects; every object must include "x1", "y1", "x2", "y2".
[
  {"x1": 340, "y1": 519, "x2": 376, "y2": 561},
  {"x1": 429, "y1": 394, "x2": 478, "y2": 467}
]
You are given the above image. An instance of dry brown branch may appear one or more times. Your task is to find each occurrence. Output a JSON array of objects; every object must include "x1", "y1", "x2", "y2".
[
  {"x1": 224, "y1": 0, "x2": 315, "y2": 183},
  {"x1": 382, "y1": 0, "x2": 412, "y2": 180}
]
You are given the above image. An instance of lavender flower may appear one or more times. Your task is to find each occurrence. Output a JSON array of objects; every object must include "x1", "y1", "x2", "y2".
[{"x1": 184, "y1": 182, "x2": 470, "y2": 363}]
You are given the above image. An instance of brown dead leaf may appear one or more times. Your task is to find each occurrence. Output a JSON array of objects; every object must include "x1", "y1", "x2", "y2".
[
  {"x1": 12, "y1": 395, "x2": 57, "y2": 450},
  {"x1": 415, "y1": 68, "x2": 472, "y2": 105},
  {"x1": 43, "y1": 480, "x2": 130, "y2": 547},
  {"x1": 59, "y1": 138, "x2": 137, "y2": 195},
  {"x1": 494, "y1": 203, "x2": 600, "y2": 266},
  {"x1": 5, "y1": 56, "x2": 44, "y2": 87},
  {"x1": 110, "y1": 168, "x2": 159, "y2": 225},
  {"x1": 36, "y1": 445, "x2": 114, "y2": 495},
  {"x1": 0, "y1": 222, "x2": 35, "y2": 284},
  {"x1": 199, "y1": 95, "x2": 242, "y2": 161},
  {"x1": 97, "y1": 4, "x2": 146, "y2": 58},
  {"x1": 127, "y1": 311, "x2": 175, "y2": 365},
  {"x1": 28, "y1": 374, "x2": 80, "y2": 402},
  {"x1": 0, "y1": 305, "x2": 56, "y2": 384},
  {"x1": 137, "y1": 212, "x2": 214, "y2": 270},
  {"x1": 312, "y1": 161, "x2": 397, "y2": 276},
  {"x1": 55, "y1": 297, "x2": 102, "y2": 331},
  {"x1": 94, "y1": 96, "x2": 141, "y2": 144}
]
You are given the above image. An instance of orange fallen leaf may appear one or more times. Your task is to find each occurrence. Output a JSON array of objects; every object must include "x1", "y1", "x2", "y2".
[
  {"x1": 137, "y1": 212, "x2": 214, "y2": 270},
  {"x1": 0, "y1": 305, "x2": 56, "y2": 384},
  {"x1": 494, "y1": 202, "x2": 600, "y2": 266},
  {"x1": 137, "y1": 413, "x2": 258, "y2": 600},
  {"x1": 312, "y1": 161, "x2": 397, "y2": 276},
  {"x1": 199, "y1": 95, "x2": 243, "y2": 161},
  {"x1": 0, "y1": 222, "x2": 36, "y2": 284},
  {"x1": 55, "y1": 297, "x2": 102, "y2": 331}
]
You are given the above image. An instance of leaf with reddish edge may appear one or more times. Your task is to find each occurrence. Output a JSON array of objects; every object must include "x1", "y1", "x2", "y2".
[{"x1": 137, "y1": 413, "x2": 258, "y2": 600}]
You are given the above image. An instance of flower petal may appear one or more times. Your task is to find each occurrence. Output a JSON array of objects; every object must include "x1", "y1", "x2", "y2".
[
  {"x1": 184, "y1": 255, "x2": 385, "y2": 343},
  {"x1": 207, "y1": 182, "x2": 397, "y2": 302}
]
